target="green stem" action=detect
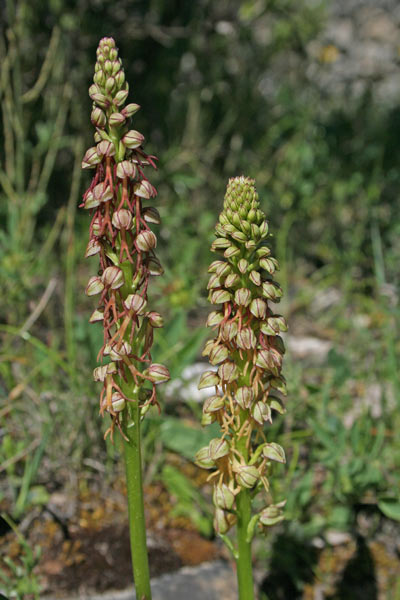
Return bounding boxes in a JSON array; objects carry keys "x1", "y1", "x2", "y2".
[
  {"x1": 122, "y1": 396, "x2": 152, "y2": 600},
  {"x1": 235, "y1": 414, "x2": 255, "y2": 600},
  {"x1": 236, "y1": 488, "x2": 255, "y2": 600}
]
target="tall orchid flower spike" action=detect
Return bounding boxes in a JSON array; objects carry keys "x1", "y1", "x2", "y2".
[
  {"x1": 196, "y1": 177, "x2": 288, "y2": 600},
  {"x1": 82, "y1": 37, "x2": 169, "y2": 600}
]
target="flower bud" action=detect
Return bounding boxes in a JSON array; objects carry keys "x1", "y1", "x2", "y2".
[
  {"x1": 259, "y1": 503, "x2": 285, "y2": 526},
  {"x1": 224, "y1": 245, "x2": 241, "y2": 258},
  {"x1": 83, "y1": 190, "x2": 100, "y2": 209},
  {"x1": 231, "y1": 230, "x2": 247, "y2": 242},
  {"x1": 111, "y1": 392, "x2": 126, "y2": 412},
  {"x1": 235, "y1": 386, "x2": 254, "y2": 409},
  {"x1": 203, "y1": 395, "x2": 225, "y2": 413},
  {"x1": 250, "y1": 298, "x2": 267, "y2": 319},
  {"x1": 113, "y1": 89, "x2": 129, "y2": 106},
  {"x1": 220, "y1": 320, "x2": 238, "y2": 342},
  {"x1": 215, "y1": 262, "x2": 231, "y2": 277},
  {"x1": 122, "y1": 103, "x2": 140, "y2": 118},
  {"x1": 214, "y1": 508, "x2": 236, "y2": 535},
  {"x1": 136, "y1": 230, "x2": 157, "y2": 251},
  {"x1": 211, "y1": 238, "x2": 231, "y2": 251},
  {"x1": 112, "y1": 208, "x2": 133, "y2": 230},
  {"x1": 82, "y1": 147, "x2": 102, "y2": 169},
  {"x1": 85, "y1": 276, "x2": 104, "y2": 296},
  {"x1": 147, "y1": 311, "x2": 164, "y2": 328},
  {"x1": 213, "y1": 483, "x2": 235, "y2": 510},
  {"x1": 218, "y1": 361, "x2": 238, "y2": 383},
  {"x1": 91, "y1": 216, "x2": 102, "y2": 236},
  {"x1": 122, "y1": 130, "x2": 144, "y2": 149},
  {"x1": 224, "y1": 273, "x2": 240, "y2": 288},
  {"x1": 142, "y1": 206, "x2": 161, "y2": 224},
  {"x1": 235, "y1": 464, "x2": 259, "y2": 489},
  {"x1": 105, "y1": 76, "x2": 116, "y2": 93},
  {"x1": 89, "y1": 309, "x2": 104, "y2": 323},
  {"x1": 206, "y1": 311, "x2": 224, "y2": 327},
  {"x1": 109, "y1": 112, "x2": 126, "y2": 127},
  {"x1": 91, "y1": 107, "x2": 106, "y2": 128},
  {"x1": 207, "y1": 274, "x2": 222, "y2": 290},
  {"x1": 105, "y1": 340, "x2": 132, "y2": 360},
  {"x1": 91, "y1": 92, "x2": 109, "y2": 109},
  {"x1": 198, "y1": 370, "x2": 220, "y2": 390},
  {"x1": 252, "y1": 401, "x2": 272, "y2": 425},
  {"x1": 262, "y1": 281, "x2": 283, "y2": 301},
  {"x1": 93, "y1": 365, "x2": 108, "y2": 382},
  {"x1": 202, "y1": 340, "x2": 214, "y2": 357},
  {"x1": 194, "y1": 447, "x2": 215, "y2": 469},
  {"x1": 147, "y1": 257, "x2": 164, "y2": 276},
  {"x1": 262, "y1": 443, "x2": 286, "y2": 464},
  {"x1": 234, "y1": 288, "x2": 252, "y2": 307},
  {"x1": 236, "y1": 327, "x2": 257, "y2": 350},
  {"x1": 209, "y1": 437, "x2": 230, "y2": 460},
  {"x1": 249, "y1": 270, "x2": 261, "y2": 286},
  {"x1": 133, "y1": 180, "x2": 156, "y2": 199},
  {"x1": 92, "y1": 182, "x2": 113, "y2": 204},
  {"x1": 85, "y1": 238, "x2": 102, "y2": 257},
  {"x1": 124, "y1": 293, "x2": 147, "y2": 314},
  {"x1": 209, "y1": 344, "x2": 229, "y2": 366},
  {"x1": 237, "y1": 258, "x2": 249, "y2": 274},
  {"x1": 201, "y1": 412, "x2": 215, "y2": 426},
  {"x1": 101, "y1": 266, "x2": 124, "y2": 289},
  {"x1": 144, "y1": 363, "x2": 170, "y2": 384},
  {"x1": 210, "y1": 289, "x2": 231, "y2": 304},
  {"x1": 97, "y1": 140, "x2": 115, "y2": 158}
]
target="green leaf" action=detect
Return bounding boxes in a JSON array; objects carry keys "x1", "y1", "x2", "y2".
[
  {"x1": 160, "y1": 418, "x2": 220, "y2": 461},
  {"x1": 378, "y1": 498, "x2": 400, "y2": 522}
]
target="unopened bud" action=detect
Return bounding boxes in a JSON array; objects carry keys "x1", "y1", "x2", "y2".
[
  {"x1": 235, "y1": 288, "x2": 252, "y2": 307},
  {"x1": 109, "y1": 112, "x2": 126, "y2": 127},
  {"x1": 136, "y1": 230, "x2": 157, "y2": 251},
  {"x1": 203, "y1": 395, "x2": 225, "y2": 413},
  {"x1": 111, "y1": 392, "x2": 126, "y2": 412},
  {"x1": 249, "y1": 270, "x2": 261, "y2": 286},
  {"x1": 97, "y1": 140, "x2": 115, "y2": 158},
  {"x1": 218, "y1": 361, "x2": 238, "y2": 383},
  {"x1": 114, "y1": 88, "x2": 129, "y2": 106},
  {"x1": 89, "y1": 309, "x2": 104, "y2": 323},
  {"x1": 195, "y1": 446, "x2": 215, "y2": 469},
  {"x1": 213, "y1": 483, "x2": 235, "y2": 510},
  {"x1": 122, "y1": 103, "x2": 140, "y2": 118},
  {"x1": 209, "y1": 344, "x2": 229, "y2": 366},
  {"x1": 224, "y1": 273, "x2": 240, "y2": 288},
  {"x1": 122, "y1": 130, "x2": 144, "y2": 149},
  {"x1": 235, "y1": 386, "x2": 254, "y2": 409},
  {"x1": 116, "y1": 160, "x2": 137, "y2": 180},
  {"x1": 147, "y1": 311, "x2": 164, "y2": 328},
  {"x1": 85, "y1": 276, "x2": 104, "y2": 296},
  {"x1": 235, "y1": 464, "x2": 259, "y2": 489},
  {"x1": 210, "y1": 289, "x2": 231, "y2": 304},
  {"x1": 142, "y1": 206, "x2": 161, "y2": 224},
  {"x1": 133, "y1": 180, "x2": 156, "y2": 199},
  {"x1": 259, "y1": 503, "x2": 285, "y2": 526},
  {"x1": 91, "y1": 107, "x2": 106, "y2": 128},
  {"x1": 206, "y1": 311, "x2": 224, "y2": 327},
  {"x1": 250, "y1": 298, "x2": 267, "y2": 319},
  {"x1": 82, "y1": 147, "x2": 101, "y2": 169},
  {"x1": 237, "y1": 258, "x2": 249, "y2": 274},
  {"x1": 213, "y1": 508, "x2": 235, "y2": 534},
  {"x1": 112, "y1": 208, "x2": 133, "y2": 230},
  {"x1": 236, "y1": 327, "x2": 257, "y2": 350},
  {"x1": 209, "y1": 438, "x2": 230, "y2": 460},
  {"x1": 252, "y1": 401, "x2": 271, "y2": 425},
  {"x1": 124, "y1": 293, "x2": 147, "y2": 314},
  {"x1": 105, "y1": 340, "x2": 132, "y2": 361},
  {"x1": 144, "y1": 363, "x2": 170, "y2": 384},
  {"x1": 92, "y1": 182, "x2": 113, "y2": 204},
  {"x1": 101, "y1": 266, "x2": 124, "y2": 289},
  {"x1": 198, "y1": 370, "x2": 220, "y2": 390},
  {"x1": 220, "y1": 320, "x2": 238, "y2": 342},
  {"x1": 263, "y1": 443, "x2": 286, "y2": 463}
]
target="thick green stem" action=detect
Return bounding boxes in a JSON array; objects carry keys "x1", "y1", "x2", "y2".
[
  {"x1": 236, "y1": 488, "x2": 255, "y2": 600},
  {"x1": 236, "y1": 427, "x2": 255, "y2": 600},
  {"x1": 122, "y1": 397, "x2": 152, "y2": 600}
]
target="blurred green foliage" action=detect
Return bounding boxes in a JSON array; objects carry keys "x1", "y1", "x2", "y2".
[{"x1": 0, "y1": 0, "x2": 399, "y2": 595}]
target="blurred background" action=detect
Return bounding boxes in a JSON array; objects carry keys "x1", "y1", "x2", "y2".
[{"x1": 0, "y1": 0, "x2": 399, "y2": 598}]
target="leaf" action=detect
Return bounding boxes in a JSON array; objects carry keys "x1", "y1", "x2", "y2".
[
  {"x1": 378, "y1": 498, "x2": 400, "y2": 522},
  {"x1": 160, "y1": 418, "x2": 220, "y2": 461}
]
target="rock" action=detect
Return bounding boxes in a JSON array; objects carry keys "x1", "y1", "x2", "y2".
[
  {"x1": 287, "y1": 336, "x2": 332, "y2": 363},
  {"x1": 43, "y1": 560, "x2": 237, "y2": 600}
]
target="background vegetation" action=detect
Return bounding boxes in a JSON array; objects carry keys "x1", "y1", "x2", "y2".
[{"x1": 1, "y1": 0, "x2": 399, "y2": 598}]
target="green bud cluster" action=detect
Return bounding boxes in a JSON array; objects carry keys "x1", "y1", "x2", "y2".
[
  {"x1": 82, "y1": 37, "x2": 169, "y2": 440},
  {"x1": 196, "y1": 176, "x2": 287, "y2": 535}
]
